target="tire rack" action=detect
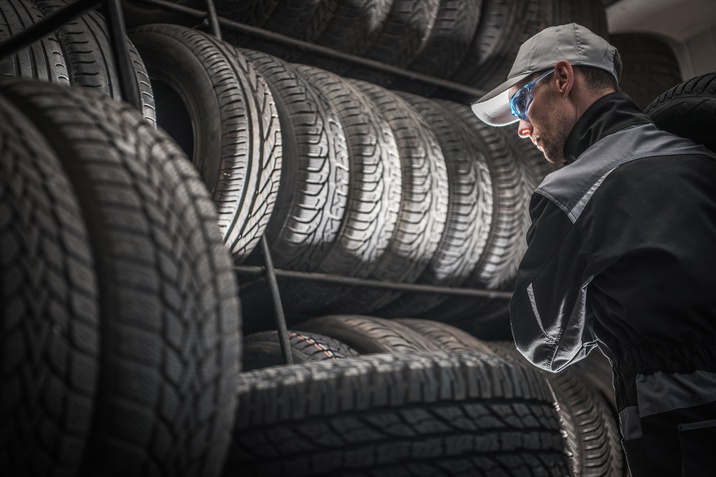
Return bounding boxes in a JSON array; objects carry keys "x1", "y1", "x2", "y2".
[{"x1": 0, "y1": 0, "x2": 515, "y2": 367}]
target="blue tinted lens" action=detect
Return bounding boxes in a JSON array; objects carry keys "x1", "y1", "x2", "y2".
[
  {"x1": 510, "y1": 70, "x2": 553, "y2": 120},
  {"x1": 510, "y1": 89, "x2": 531, "y2": 120}
]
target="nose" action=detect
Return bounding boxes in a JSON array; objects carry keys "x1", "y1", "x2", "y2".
[{"x1": 517, "y1": 119, "x2": 533, "y2": 138}]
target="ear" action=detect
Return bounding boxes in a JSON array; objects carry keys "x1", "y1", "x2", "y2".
[{"x1": 553, "y1": 60, "x2": 574, "y2": 97}]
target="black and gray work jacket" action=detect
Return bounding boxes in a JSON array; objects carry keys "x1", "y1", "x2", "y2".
[{"x1": 509, "y1": 92, "x2": 716, "y2": 420}]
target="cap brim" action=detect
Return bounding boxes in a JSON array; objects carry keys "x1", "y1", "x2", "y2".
[{"x1": 471, "y1": 72, "x2": 531, "y2": 127}]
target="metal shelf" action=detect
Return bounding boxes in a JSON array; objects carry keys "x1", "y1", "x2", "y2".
[{"x1": 0, "y1": 0, "x2": 511, "y2": 367}]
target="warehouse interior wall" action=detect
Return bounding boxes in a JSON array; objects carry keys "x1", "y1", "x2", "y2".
[{"x1": 606, "y1": 0, "x2": 716, "y2": 80}]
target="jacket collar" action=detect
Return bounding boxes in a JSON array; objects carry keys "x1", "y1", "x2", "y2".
[{"x1": 563, "y1": 92, "x2": 653, "y2": 164}]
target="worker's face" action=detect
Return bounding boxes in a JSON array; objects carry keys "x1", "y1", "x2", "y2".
[{"x1": 509, "y1": 72, "x2": 570, "y2": 165}]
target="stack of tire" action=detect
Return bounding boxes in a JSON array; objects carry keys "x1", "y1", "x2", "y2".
[
  {"x1": 121, "y1": 21, "x2": 543, "y2": 341},
  {"x1": 122, "y1": 0, "x2": 610, "y2": 102},
  {"x1": 1, "y1": 2, "x2": 241, "y2": 477}
]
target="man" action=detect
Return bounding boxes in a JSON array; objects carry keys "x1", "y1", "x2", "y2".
[{"x1": 471, "y1": 23, "x2": 716, "y2": 476}]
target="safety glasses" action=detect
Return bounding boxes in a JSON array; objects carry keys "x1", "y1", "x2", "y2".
[{"x1": 510, "y1": 70, "x2": 554, "y2": 120}]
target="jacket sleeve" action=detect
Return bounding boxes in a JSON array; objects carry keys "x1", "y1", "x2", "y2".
[{"x1": 509, "y1": 192, "x2": 599, "y2": 373}]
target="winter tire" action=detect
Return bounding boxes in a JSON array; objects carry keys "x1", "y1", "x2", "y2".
[
  {"x1": 224, "y1": 352, "x2": 571, "y2": 476},
  {"x1": 644, "y1": 71, "x2": 716, "y2": 154},
  {"x1": 2, "y1": 79, "x2": 241, "y2": 477},
  {"x1": 0, "y1": 90, "x2": 98, "y2": 477},
  {"x1": 487, "y1": 342, "x2": 624, "y2": 477}
]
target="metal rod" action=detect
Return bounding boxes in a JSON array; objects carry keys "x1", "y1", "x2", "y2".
[
  {"x1": 258, "y1": 236, "x2": 293, "y2": 365},
  {"x1": 129, "y1": 0, "x2": 487, "y2": 98},
  {"x1": 102, "y1": 0, "x2": 142, "y2": 110},
  {"x1": 204, "y1": 0, "x2": 222, "y2": 40},
  {"x1": 234, "y1": 265, "x2": 514, "y2": 300},
  {"x1": 0, "y1": 0, "x2": 98, "y2": 60}
]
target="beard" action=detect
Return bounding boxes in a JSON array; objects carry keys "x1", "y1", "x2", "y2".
[{"x1": 533, "y1": 101, "x2": 570, "y2": 166}]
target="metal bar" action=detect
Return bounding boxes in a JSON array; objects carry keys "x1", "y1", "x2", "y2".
[
  {"x1": 129, "y1": 0, "x2": 487, "y2": 98},
  {"x1": 235, "y1": 265, "x2": 514, "y2": 300},
  {"x1": 101, "y1": 0, "x2": 142, "y2": 110},
  {"x1": 258, "y1": 236, "x2": 294, "y2": 365},
  {"x1": 204, "y1": 0, "x2": 222, "y2": 40},
  {"x1": 0, "y1": 0, "x2": 98, "y2": 60}
]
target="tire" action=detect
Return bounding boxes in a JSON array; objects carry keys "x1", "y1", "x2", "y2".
[
  {"x1": 296, "y1": 315, "x2": 442, "y2": 354},
  {"x1": 120, "y1": 0, "x2": 203, "y2": 28},
  {"x1": 395, "y1": 318, "x2": 495, "y2": 354},
  {"x1": 224, "y1": 0, "x2": 339, "y2": 62},
  {"x1": 33, "y1": 0, "x2": 157, "y2": 125},
  {"x1": 425, "y1": 100, "x2": 529, "y2": 321},
  {"x1": 279, "y1": 65, "x2": 401, "y2": 314},
  {"x1": 293, "y1": 0, "x2": 394, "y2": 75},
  {"x1": 323, "y1": 79, "x2": 448, "y2": 314},
  {"x1": 0, "y1": 92, "x2": 98, "y2": 477},
  {"x1": 242, "y1": 330, "x2": 359, "y2": 371},
  {"x1": 376, "y1": 92, "x2": 492, "y2": 317},
  {"x1": 342, "y1": 0, "x2": 442, "y2": 85},
  {"x1": 0, "y1": 0, "x2": 69, "y2": 83},
  {"x1": 447, "y1": 0, "x2": 538, "y2": 99},
  {"x1": 644, "y1": 71, "x2": 716, "y2": 154},
  {"x1": 2, "y1": 79, "x2": 241, "y2": 477},
  {"x1": 487, "y1": 342, "x2": 624, "y2": 477},
  {"x1": 129, "y1": 24, "x2": 282, "y2": 262},
  {"x1": 389, "y1": 0, "x2": 483, "y2": 95},
  {"x1": 224, "y1": 352, "x2": 571, "y2": 476},
  {"x1": 239, "y1": 49, "x2": 349, "y2": 272},
  {"x1": 610, "y1": 33, "x2": 683, "y2": 110},
  {"x1": 216, "y1": 0, "x2": 281, "y2": 28}
]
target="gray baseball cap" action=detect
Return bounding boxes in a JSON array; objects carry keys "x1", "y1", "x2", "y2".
[{"x1": 471, "y1": 23, "x2": 618, "y2": 127}]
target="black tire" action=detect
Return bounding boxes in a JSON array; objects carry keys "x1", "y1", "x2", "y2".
[
  {"x1": 324, "y1": 79, "x2": 448, "y2": 313},
  {"x1": 293, "y1": 0, "x2": 394, "y2": 75},
  {"x1": 487, "y1": 342, "x2": 624, "y2": 477},
  {"x1": 447, "y1": 0, "x2": 538, "y2": 99},
  {"x1": 239, "y1": 49, "x2": 349, "y2": 271},
  {"x1": 390, "y1": 0, "x2": 483, "y2": 95},
  {"x1": 225, "y1": 352, "x2": 571, "y2": 476},
  {"x1": 279, "y1": 65, "x2": 401, "y2": 314},
  {"x1": 644, "y1": 71, "x2": 716, "y2": 153},
  {"x1": 120, "y1": 0, "x2": 203, "y2": 28},
  {"x1": 395, "y1": 318, "x2": 495, "y2": 354},
  {"x1": 2, "y1": 79, "x2": 241, "y2": 477},
  {"x1": 342, "y1": 0, "x2": 442, "y2": 85},
  {"x1": 224, "y1": 0, "x2": 339, "y2": 62},
  {"x1": 129, "y1": 24, "x2": 282, "y2": 262},
  {"x1": 426, "y1": 100, "x2": 529, "y2": 319},
  {"x1": 0, "y1": 92, "x2": 98, "y2": 477},
  {"x1": 376, "y1": 92, "x2": 492, "y2": 317},
  {"x1": 0, "y1": 0, "x2": 69, "y2": 83},
  {"x1": 610, "y1": 33, "x2": 683, "y2": 110},
  {"x1": 216, "y1": 0, "x2": 281, "y2": 28},
  {"x1": 556, "y1": 0, "x2": 609, "y2": 40},
  {"x1": 297, "y1": 315, "x2": 442, "y2": 354},
  {"x1": 34, "y1": 0, "x2": 156, "y2": 125},
  {"x1": 242, "y1": 330, "x2": 359, "y2": 371}
]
